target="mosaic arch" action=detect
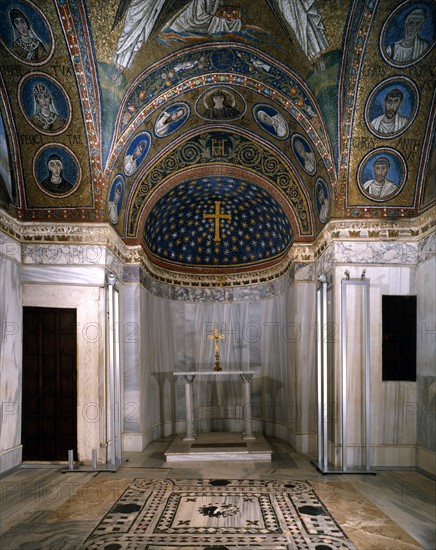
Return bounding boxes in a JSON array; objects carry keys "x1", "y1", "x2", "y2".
[
  {"x1": 105, "y1": 42, "x2": 336, "y2": 180},
  {"x1": 124, "y1": 128, "x2": 315, "y2": 244}
]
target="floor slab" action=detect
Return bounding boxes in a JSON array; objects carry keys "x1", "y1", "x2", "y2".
[{"x1": 164, "y1": 431, "x2": 272, "y2": 461}]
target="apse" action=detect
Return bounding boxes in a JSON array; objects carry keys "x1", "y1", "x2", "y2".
[{"x1": 142, "y1": 175, "x2": 293, "y2": 273}]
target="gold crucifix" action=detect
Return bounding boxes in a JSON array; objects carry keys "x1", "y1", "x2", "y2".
[
  {"x1": 203, "y1": 201, "x2": 231, "y2": 242},
  {"x1": 208, "y1": 327, "x2": 224, "y2": 371}
]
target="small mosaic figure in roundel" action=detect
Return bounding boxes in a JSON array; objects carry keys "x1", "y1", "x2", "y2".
[
  {"x1": 155, "y1": 103, "x2": 189, "y2": 137},
  {"x1": 254, "y1": 104, "x2": 289, "y2": 140},
  {"x1": 124, "y1": 141, "x2": 146, "y2": 175},
  {"x1": 40, "y1": 154, "x2": 74, "y2": 194},
  {"x1": 315, "y1": 179, "x2": 329, "y2": 223},
  {"x1": 124, "y1": 133, "x2": 151, "y2": 176},
  {"x1": 108, "y1": 178, "x2": 124, "y2": 225},
  {"x1": 370, "y1": 88, "x2": 409, "y2": 136},
  {"x1": 362, "y1": 156, "x2": 397, "y2": 199},
  {"x1": 199, "y1": 88, "x2": 242, "y2": 121},
  {"x1": 292, "y1": 135, "x2": 316, "y2": 175},
  {"x1": 9, "y1": 7, "x2": 48, "y2": 63},
  {"x1": 386, "y1": 8, "x2": 431, "y2": 64},
  {"x1": 31, "y1": 84, "x2": 66, "y2": 132}
]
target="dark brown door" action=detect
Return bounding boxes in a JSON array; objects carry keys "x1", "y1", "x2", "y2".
[
  {"x1": 382, "y1": 295, "x2": 417, "y2": 381},
  {"x1": 22, "y1": 307, "x2": 77, "y2": 461}
]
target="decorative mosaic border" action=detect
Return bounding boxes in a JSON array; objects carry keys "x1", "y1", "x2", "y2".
[
  {"x1": 81, "y1": 478, "x2": 357, "y2": 550},
  {"x1": 1, "y1": 207, "x2": 434, "y2": 290}
]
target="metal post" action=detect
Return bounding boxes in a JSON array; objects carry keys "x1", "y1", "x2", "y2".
[
  {"x1": 321, "y1": 279, "x2": 328, "y2": 470},
  {"x1": 114, "y1": 288, "x2": 122, "y2": 467},
  {"x1": 364, "y1": 281, "x2": 371, "y2": 471},
  {"x1": 107, "y1": 275, "x2": 116, "y2": 469},
  {"x1": 313, "y1": 276, "x2": 374, "y2": 475},
  {"x1": 68, "y1": 449, "x2": 74, "y2": 470},
  {"x1": 92, "y1": 448, "x2": 97, "y2": 470},
  {"x1": 316, "y1": 285, "x2": 322, "y2": 466}
]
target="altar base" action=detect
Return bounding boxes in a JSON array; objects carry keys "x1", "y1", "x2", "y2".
[{"x1": 165, "y1": 432, "x2": 272, "y2": 462}]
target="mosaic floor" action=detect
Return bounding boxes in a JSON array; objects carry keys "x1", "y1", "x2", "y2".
[
  {"x1": 0, "y1": 437, "x2": 434, "y2": 549},
  {"x1": 81, "y1": 478, "x2": 356, "y2": 549}
]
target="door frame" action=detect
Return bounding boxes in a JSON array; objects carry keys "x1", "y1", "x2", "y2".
[{"x1": 22, "y1": 284, "x2": 106, "y2": 463}]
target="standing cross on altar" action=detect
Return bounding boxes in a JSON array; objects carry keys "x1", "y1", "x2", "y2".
[{"x1": 209, "y1": 327, "x2": 224, "y2": 371}]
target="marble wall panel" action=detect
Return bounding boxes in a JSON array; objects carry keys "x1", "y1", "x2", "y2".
[
  {"x1": 22, "y1": 244, "x2": 107, "y2": 266},
  {"x1": 21, "y1": 265, "x2": 105, "y2": 285},
  {"x1": 140, "y1": 288, "x2": 304, "y2": 446},
  {"x1": 0, "y1": 231, "x2": 20, "y2": 262},
  {"x1": 287, "y1": 280, "x2": 317, "y2": 452},
  {"x1": 416, "y1": 255, "x2": 436, "y2": 378},
  {"x1": 418, "y1": 231, "x2": 435, "y2": 264},
  {"x1": 416, "y1": 249, "x2": 435, "y2": 475},
  {"x1": 0, "y1": 241, "x2": 23, "y2": 473},
  {"x1": 334, "y1": 241, "x2": 418, "y2": 265},
  {"x1": 328, "y1": 264, "x2": 418, "y2": 468},
  {"x1": 144, "y1": 273, "x2": 289, "y2": 302},
  {"x1": 122, "y1": 283, "x2": 142, "y2": 438}
]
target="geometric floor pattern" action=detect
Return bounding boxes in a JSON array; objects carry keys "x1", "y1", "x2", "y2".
[{"x1": 81, "y1": 478, "x2": 358, "y2": 549}]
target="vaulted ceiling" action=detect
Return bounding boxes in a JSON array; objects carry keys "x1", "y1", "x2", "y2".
[{"x1": 0, "y1": 0, "x2": 434, "y2": 279}]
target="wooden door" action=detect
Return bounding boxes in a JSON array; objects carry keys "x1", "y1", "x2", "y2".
[{"x1": 22, "y1": 307, "x2": 77, "y2": 461}]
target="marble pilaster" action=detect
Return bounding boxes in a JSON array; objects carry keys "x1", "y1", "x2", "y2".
[{"x1": 0, "y1": 233, "x2": 23, "y2": 473}]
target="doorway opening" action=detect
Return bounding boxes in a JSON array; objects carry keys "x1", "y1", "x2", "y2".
[{"x1": 22, "y1": 307, "x2": 77, "y2": 461}]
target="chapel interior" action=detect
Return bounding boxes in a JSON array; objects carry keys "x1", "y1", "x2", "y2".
[{"x1": 0, "y1": 0, "x2": 435, "y2": 548}]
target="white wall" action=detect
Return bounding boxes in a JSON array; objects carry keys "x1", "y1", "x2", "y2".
[
  {"x1": 0, "y1": 233, "x2": 22, "y2": 473},
  {"x1": 315, "y1": 235, "x2": 434, "y2": 470},
  {"x1": 416, "y1": 232, "x2": 436, "y2": 476},
  {"x1": 133, "y1": 272, "x2": 317, "y2": 454}
]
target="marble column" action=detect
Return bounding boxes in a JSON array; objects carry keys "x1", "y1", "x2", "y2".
[
  {"x1": 241, "y1": 374, "x2": 255, "y2": 440},
  {"x1": 181, "y1": 375, "x2": 196, "y2": 441}
]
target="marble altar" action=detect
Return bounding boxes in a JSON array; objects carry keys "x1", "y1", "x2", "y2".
[{"x1": 174, "y1": 371, "x2": 257, "y2": 442}]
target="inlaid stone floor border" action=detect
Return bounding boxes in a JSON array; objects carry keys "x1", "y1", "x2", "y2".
[{"x1": 80, "y1": 478, "x2": 357, "y2": 549}]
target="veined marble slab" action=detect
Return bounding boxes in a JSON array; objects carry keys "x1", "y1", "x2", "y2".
[{"x1": 165, "y1": 432, "x2": 272, "y2": 462}]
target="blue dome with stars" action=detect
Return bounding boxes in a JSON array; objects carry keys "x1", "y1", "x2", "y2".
[{"x1": 143, "y1": 176, "x2": 293, "y2": 272}]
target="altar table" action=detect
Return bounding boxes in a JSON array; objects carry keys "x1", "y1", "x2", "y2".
[{"x1": 174, "y1": 371, "x2": 257, "y2": 441}]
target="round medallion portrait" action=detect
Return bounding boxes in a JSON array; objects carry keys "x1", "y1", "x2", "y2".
[
  {"x1": 33, "y1": 144, "x2": 81, "y2": 198},
  {"x1": 253, "y1": 104, "x2": 289, "y2": 140},
  {"x1": 365, "y1": 77, "x2": 419, "y2": 139},
  {"x1": 380, "y1": 1, "x2": 435, "y2": 67},
  {"x1": 291, "y1": 134, "x2": 317, "y2": 175},
  {"x1": 154, "y1": 102, "x2": 190, "y2": 138},
  {"x1": 315, "y1": 178, "x2": 329, "y2": 223},
  {"x1": 197, "y1": 87, "x2": 245, "y2": 121},
  {"x1": 357, "y1": 148, "x2": 407, "y2": 202},
  {"x1": 124, "y1": 132, "x2": 151, "y2": 176},
  {"x1": 0, "y1": 1, "x2": 54, "y2": 66},
  {"x1": 107, "y1": 175, "x2": 125, "y2": 225},
  {"x1": 18, "y1": 73, "x2": 71, "y2": 135}
]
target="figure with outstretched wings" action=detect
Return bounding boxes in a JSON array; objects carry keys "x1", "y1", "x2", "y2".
[
  {"x1": 266, "y1": 0, "x2": 329, "y2": 70},
  {"x1": 112, "y1": 0, "x2": 168, "y2": 70},
  {"x1": 111, "y1": 0, "x2": 329, "y2": 77}
]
